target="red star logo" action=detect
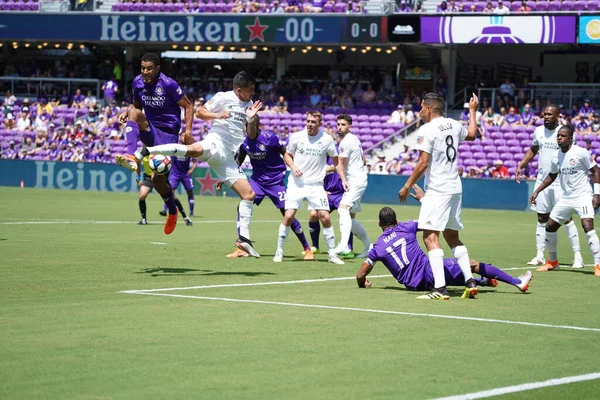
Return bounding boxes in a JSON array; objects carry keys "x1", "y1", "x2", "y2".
[
  {"x1": 246, "y1": 17, "x2": 268, "y2": 42},
  {"x1": 195, "y1": 170, "x2": 220, "y2": 195}
]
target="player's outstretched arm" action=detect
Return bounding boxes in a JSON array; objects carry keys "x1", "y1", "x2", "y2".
[
  {"x1": 356, "y1": 261, "x2": 373, "y2": 288},
  {"x1": 399, "y1": 151, "x2": 430, "y2": 202},
  {"x1": 516, "y1": 145, "x2": 539, "y2": 183},
  {"x1": 465, "y1": 93, "x2": 479, "y2": 141},
  {"x1": 177, "y1": 95, "x2": 195, "y2": 145},
  {"x1": 530, "y1": 173, "x2": 557, "y2": 205},
  {"x1": 245, "y1": 100, "x2": 263, "y2": 140},
  {"x1": 196, "y1": 106, "x2": 229, "y2": 122}
]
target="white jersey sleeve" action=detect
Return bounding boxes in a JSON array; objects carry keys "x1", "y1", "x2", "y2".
[
  {"x1": 205, "y1": 91, "x2": 252, "y2": 150},
  {"x1": 458, "y1": 124, "x2": 468, "y2": 143},
  {"x1": 287, "y1": 131, "x2": 298, "y2": 156},
  {"x1": 204, "y1": 92, "x2": 225, "y2": 113}
]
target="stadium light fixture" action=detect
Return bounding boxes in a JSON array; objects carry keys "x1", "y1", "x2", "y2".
[
  {"x1": 0, "y1": 43, "x2": 3, "y2": 47},
  {"x1": 262, "y1": 47, "x2": 268, "y2": 51},
  {"x1": 306, "y1": 45, "x2": 312, "y2": 50},
  {"x1": 37, "y1": 45, "x2": 42, "y2": 49},
  {"x1": 386, "y1": 49, "x2": 392, "y2": 54},
  {"x1": 55, "y1": 44, "x2": 60, "y2": 48},
  {"x1": 43, "y1": 42, "x2": 48, "y2": 46},
  {"x1": 361, "y1": 49, "x2": 367, "y2": 53},
  {"x1": 301, "y1": 49, "x2": 308, "y2": 53},
  {"x1": 217, "y1": 47, "x2": 223, "y2": 52},
  {"x1": 290, "y1": 47, "x2": 295, "y2": 52},
  {"x1": 317, "y1": 47, "x2": 323, "y2": 52},
  {"x1": 79, "y1": 44, "x2": 85, "y2": 49},
  {"x1": 365, "y1": 46, "x2": 371, "y2": 51},
  {"x1": 391, "y1": 46, "x2": 397, "y2": 50},
  {"x1": 206, "y1": 46, "x2": 212, "y2": 50},
  {"x1": 240, "y1": 48, "x2": 247, "y2": 52},
  {"x1": 183, "y1": 45, "x2": 189, "y2": 50},
  {"x1": 230, "y1": 46, "x2": 235, "y2": 51},
  {"x1": 350, "y1": 47, "x2": 356, "y2": 52},
  {"x1": 172, "y1": 44, "x2": 178, "y2": 49},
  {"x1": 252, "y1": 45, "x2": 257, "y2": 50},
  {"x1": 341, "y1": 46, "x2": 347, "y2": 50},
  {"x1": 375, "y1": 48, "x2": 382, "y2": 53},
  {"x1": 326, "y1": 49, "x2": 333, "y2": 53},
  {"x1": 24, "y1": 43, "x2": 30, "y2": 48},
  {"x1": 195, "y1": 45, "x2": 201, "y2": 51}
]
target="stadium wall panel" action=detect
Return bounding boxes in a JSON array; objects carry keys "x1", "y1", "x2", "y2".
[{"x1": 0, "y1": 160, "x2": 533, "y2": 211}]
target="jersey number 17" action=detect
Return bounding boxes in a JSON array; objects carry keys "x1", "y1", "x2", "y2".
[{"x1": 385, "y1": 238, "x2": 410, "y2": 269}]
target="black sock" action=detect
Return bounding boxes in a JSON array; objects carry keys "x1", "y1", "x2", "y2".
[
  {"x1": 139, "y1": 200, "x2": 147, "y2": 219},
  {"x1": 174, "y1": 198, "x2": 187, "y2": 218}
]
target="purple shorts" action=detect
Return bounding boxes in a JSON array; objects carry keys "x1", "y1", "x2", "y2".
[
  {"x1": 420, "y1": 258, "x2": 466, "y2": 290},
  {"x1": 139, "y1": 121, "x2": 179, "y2": 147},
  {"x1": 328, "y1": 192, "x2": 343, "y2": 212},
  {"x1": 250, "y1": 180, "x2": 286, "y2": 209},
  {"x1": 169, "y1": 174, "x2": 194, "y2": 191}
]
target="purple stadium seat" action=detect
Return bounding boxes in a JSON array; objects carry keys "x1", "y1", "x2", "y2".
[
  {"x1": 141, "y1": 3, "x2": 151, "y2": 11},
  {"x1": 509, "y1": 146, "x2": 522, "y2": 153},
  {"x1": 588, "y1": 1, "x2": 599, "y2": 11},
  {"x1": 463, "y1": 158, "x2": 477, "y2": 167},
  {"x1": 486, "y1": 125, "x2": 499, "y2": 133},
  {"x1": 503, "y1": 132, "x2": 516, "y2": 140},
  {"x1": 573, "y1": 1, "x2": 586, "y2": 10},
  {"x1": 534, "y1": 1, "x2": 548, "y2": 10},
  {"x1": 506, "y1": 139, "x2": 520, "y2": 147},
  {"x1": 361, "y1": 141, "x2": 374, "y2": 149},
  {"x1": 333, "y1": 2, "x2": 346, "y2": 12},
  {"x1": 500, "y1": 125, "x2": 513, "y2": 133},
  {"x1": 470, "y1": 144, "x2": 483, "y2": 152},
  {"x1": 473, "y1": 152, "x2": 486, "y2": 159},
  {"x1": 513, "y1": 153, "x2": 524, "y2": 161},
  {"x1": 561, "y1": 0, "x2": 574, "y2": 10},
  {"x1": 497, "y1": 145, "x2": 510, "y2": 153},
  {"x1": 489, "y1": 131, "x2": 503, "y2": 140},
  {"x1": 476, "y1": 159, "x2": 488, "y2": 167},
  {"x1": 473, "y1": 1, "x2": 485, "y2": 10},
  {"x1": 322, "y1": 3, "x2": 333, "y2": 11},
  {"x1": 493, "y1": 139, "x2": 507, "y2": 146},
  {"x1": 509, "y1": 2, "x2": 520, "y2": 11},
  {"x1": 487, "y1": 152, "x2": 500, "y2": 160},
  {"x1": 483, "y1": 145, "x2": 496, "y2": 152},
  {"x1": 520, "y1": 139, "x2": 531, "y2": 147},
  {"x1": 504, "y1": 160, "x2": 517, "y2": 168},
  {"x1": 500, "y1": 152, "x2": 513, "y2": 161}
]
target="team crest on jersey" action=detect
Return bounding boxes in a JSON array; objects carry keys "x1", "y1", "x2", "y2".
[
  {"x1": 417, "y1": 136, "x2": 424, "y2": 144},
  {"x1": 259, "y1": 144, "x2": 266, "y2": 151},
  {"x1": 569, "y1": 158, "x2": 576, "y2": 166},
  {"x1": 156, "y1": 87, "x2": 163, "y2": 95}
]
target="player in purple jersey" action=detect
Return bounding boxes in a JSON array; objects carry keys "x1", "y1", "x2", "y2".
[
  {"x1": 159, "y1": 154, "x2": 197, "y2": 224},
  {"x1": 114, "y1": 53, "x2": 194, "y2": 235},
  {"x1": 137, "y1": 172, "x2": 193, "y2": 226},
  {"x1": 223, "y1": 126, "x2": 312, "y2": 259},
  {"x1": 356, "y1": 203, "x2": 532, "y2": 295}
]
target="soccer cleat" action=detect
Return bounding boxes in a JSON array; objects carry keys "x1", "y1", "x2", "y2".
[
  {"x1": 335, "y1": 246, "x2": 355, "y2": 259},
  {"x1": 303, "y1": 249, "x2": 314, "y2": 261},
  {"x1": 417, "y1": 288, "x2": 450, "y2": 300},
  {"x1": 236, "y1": 236, "x2": 260, "y2": 258},
  {"x1": 516, "y1": 270, "x2": 533, "y2": 293},
  {"x1": 226, "y1": 248, "x2": 249, "y2": 258},
  {"x1": 115, "y1": 154, "x2": 139, "y2": 172},
  {"x1": 164, "y1": 213, "x2": 177, "y2": 235},
  {"x1": 355, "y1": 244, "x2": 373, "y2": 259},
  {"x1": 478, "y1": 278, "x2": 498, "y2": 287},
  {"x1": 159, "y1": 210, "x2": 167, "y2": 217},
  {"x1": 328, "y1": 255, "x2": 345, "y2": 265},
  {"x1": 527, "y1": 256, "x2": 546, "y2": 266},
  {"x1": 461, "y1": 279, "x2": 478, "y2": 299},
  {"x1": 137, "y1": 218, "x2": 147, "y2": 225},
  {"x1": 273, "y1": 252, "x2": 284, "y2": 263},
  {"x1": 184, "y1": 217, "x2": 193, "y2": 226},
  {"x1": 536, "y1": 260, "x2": 559, "y2": 272},
  {"x1": 572, "y1": 256, "x2": 584, "y2": 269},
  {"x1": 302, "y1": 246, "x2": 320, "y2": 256},
  {"x1": 595, "y1": 265, "x2": 600, "y2": 277}
]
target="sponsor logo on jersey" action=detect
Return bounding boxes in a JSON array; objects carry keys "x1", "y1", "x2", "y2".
[
  {"x1": 156, "y1": 86, "x2": 163, "y2": 95},
  {"x1": 417, "y1": 136, "x2": 424, "y2": 144},
  {"x1": 259, "y1": 144, "x2": 266, "y2": 151}
]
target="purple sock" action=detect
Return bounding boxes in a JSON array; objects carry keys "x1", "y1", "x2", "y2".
[
  {"x1": 478, "y1": 262, "x2": 520, "y2": 285},
  {"x1": 161, "y1": 188, "x2": 177, "y2": 215},
  {"x1": 308, "y1": 221, "x2": 320, "y2": 249},
  {"x1": 348, "y1": 233, "x2": 354, "y2": 251},
  {"x1": 125, "y1": 121, "x2": 140, "y2": 154},
  {"x1": 291, "y1": 218, "x2": 310, "y2": 250}
]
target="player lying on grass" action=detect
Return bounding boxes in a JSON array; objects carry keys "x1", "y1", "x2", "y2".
[{"x1": 356, "y1": 191, "x2": 532, "y2": 296}]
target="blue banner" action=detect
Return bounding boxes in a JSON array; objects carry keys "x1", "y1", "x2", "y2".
[
  {"x1": 579, "y1": 16, "x2": 600, "y2": 44},
  {"x1": 0, "y1": 160, "x2": 532, "y2": 211},
  {"x1": 0, "y1": 13, "x2": 386, "y2": 44}
]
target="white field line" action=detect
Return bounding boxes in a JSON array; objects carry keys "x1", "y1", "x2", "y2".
[
  {"x1": 123, "y1": 291, "x2": 600, "y2": 333},
  {"x1": 150, "y1": 242, "x2": 167, "y2": 245},
  {"x1": 430, "y1": 372, "x2": 600, "y2": 400}
]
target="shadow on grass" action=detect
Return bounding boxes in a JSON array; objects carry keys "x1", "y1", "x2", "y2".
[
  {"x1": 138, "y1": 268, "x2": 276, "y2": 277},
  {"x1": 560, "y1": 269, "x2": 597, "y2": 276}
]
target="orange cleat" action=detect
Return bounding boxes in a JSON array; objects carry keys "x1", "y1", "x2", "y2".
[
  {"x1": 303, "y1": 249, "x2": 314, "y2": 261},
  {"x1": 536, "y1": 260, "x2": 559, "y2": 272},
  {"x1": 595, "y1": 265, "x2": 600, "y2": 277},
  {"x1": 226, "y1": 248, "x2": 249, "y2": 258},
  {"x1": 164, "y1": 213, "x2": 177, "y2": 235}
]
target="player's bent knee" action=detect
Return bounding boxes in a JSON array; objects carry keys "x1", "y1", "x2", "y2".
[
  {"x1": 537, "y1": 213, "x2": 550, "y2": 223},
  {"x1": 582, "y1": 219, "x2": 595, "y2": 232}
]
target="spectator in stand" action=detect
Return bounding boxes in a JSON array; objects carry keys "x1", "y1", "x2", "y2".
[
  {"x1": 591, "y1": 113, "x2": 600, "y2": 134},
  {"x1": 361, "y1": 84, "x2": 377, "y2": 104},
  {"x1": 388, "y1": 104, "x2": 405, "y2": 124},
  {"x1": 504, "y1": 106, "x2": 521, "y2": 126},
  {"x1": 271, "y1": 0, "x2": 285, "y2": 13},
  {"x1": 3, "y1": 141, "x2": 18, "y2": 160},
  {"x1": 16, "y1": 108, "x2": 32, "y2": 131},
  {"x1": 492, "y1": 160, "x2": 509, "y2": 179},
  {"x1": 46, "y1": 142, "x2": 61, "y2": 161},
  {"x1": 437, "y1": 1, "x2": 448, "y2": 11},
  {"x1": 575, "y1": 118, "x2": 590, "y2": 134},
  {"x1": 398, "y1": 1, "x2": 412, "y2": 12},
  {"x1": 497, "y1": 107, "x2": 507, "y2": 126},
  {"x1": 3, "y1": 90, "x2": 17, "y2": 117},
  {"x1": 499, "y1": 78, "x2": 516, "y2": 102},
  {"x1": 483, "y1": 2, "x2": 493, "y2": 12},
  {"x1": 517, "y1": 1, "x2": 532, "y2": 13},
  {"x1": 72, "y1": 89, "x2": 85, "y2": 109},
  {"x1": 580, "y1": 99, "x2": 595, "y2": 119},
  {"x1": 37, "y1": 98, "x2": 53, "y2": 118},
  {"x1": 457, "y1": 3, "x2": 465, "y2": 12},
  {"x1": 448, "y1": 0, "x2": 458, "y2": 11},
  {"x1": 34, "y1": 110, "x2": 51, "y2": 131},
  {"x1": 19, "y1": 137, "x2": 36, "y2": 160},
  {"x1": 49, "y1": 89, "x2": 61, "y2": 107},
  {"x1": 4, "y1": 113, "x2": 15, "y2": 131},
  {"x1": 372, "y1": 151, "x2": 388, "y2": 173},
  {"x1": 468, "y1": 166, "x2": 482, "y2": 178},
  {"x1": 273, "y1": 95, "x2": 289, "y2": 114},
  {"x1": 532, "y1": 98, "x2": 542, "y2": 116},
  {"x1": 414, "y1": 1, "x2": 425, "y2": 12},
  {"x1": 84, "y1": 90, "x2": 97, "y2": 108},
  {"x1": 569, "y1": 104, "x2": 580, "y2": 118},
  {"x1": 493, "y1": 0, "x2": 510, "y2": 14},
  {"x1": 285, "y1": 0, "x2": 300, "y2": 12},
  {"x1": 309, "y1": 88, "x2": 322, "y2": 108},
  {"x1": 59, "y1": 89, "x2": 71, "y2": 107},
  {"x1": 102, "y1": 76, "x2": 119, "y2": 105},
  {"x1": 521, "y1": 103, "x2": 536, "y2": 126},
  {"x1": 34, "y1": 129, "x2": 48, "y2": 150}
]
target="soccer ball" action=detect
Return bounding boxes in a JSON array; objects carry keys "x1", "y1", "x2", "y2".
[{"x1": 148, "y1": 154, "x2": 172, "y2": 175}]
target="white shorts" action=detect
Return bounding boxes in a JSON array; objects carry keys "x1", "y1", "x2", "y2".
[
  {"x1": 418, "y1": 193, "x2": 464, "y2": 232},
  {"x1": 285, "y1": 182, "x2": 329, "y2": 211},
  {"x1": 531, "y1": 182, "x2": 562, "y2": 214},
  {"x1": 198, "y1": 137, "x2": 246, "y2": 186},
  {"x1": 550, "y1": 197, "x2": 595, "y2": 225},
  {"x1": 340, "y1": 180, "x2": 367, "y2": 213}
]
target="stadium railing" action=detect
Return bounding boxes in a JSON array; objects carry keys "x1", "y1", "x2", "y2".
[{"x1": 0, "y1": 77, "x2": 102, "y2": 100}]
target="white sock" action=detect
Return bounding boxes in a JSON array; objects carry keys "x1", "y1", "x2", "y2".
[
  {"x1": 565, "y1": 220, "x2": 582, "y2": 256},
  {"x1": 277, "y1": 223, "x2": 290, "y2": 254},
  {"x1": 351, "y1": 218, "x2": 371, "y2": 248},
  {"x1": 546, "y1": 231, "x2": 558, "y2": 261},
  {"x1": 337, "y1": 208, "x2": 352, "y2": 250},
  {"x1": 536, "y1": 222, "x2": 547, "y2": 258},
  {"x1": 148, "y1": 143, "x2": 188, "y2": 157},
  {"x1": 452, "y1": 245, "x2": 474, "y2": 282},
  {"x1": 428, "y1": 248, "x2": 446, "y2": 288},
  {"x1": 323, "y1": 226, "x2": 337, "y2": 256},
  {"x1": 585, "y1": 230, "x2": 600, "y2": 265},
  {"x1": 238, "y1": 200, "x2": 253, "y2": 240}
]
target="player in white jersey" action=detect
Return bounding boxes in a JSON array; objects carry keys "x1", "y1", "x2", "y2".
[
  {"x1": 132, "y1": 71, "x2": 263, "y2": 258},
  {"x1": 530, "y1": 125, "x2": 600, "y2": 276},
  {"x1": 273, "y1": 111, "x2": 344, "y2": 265},
  {"x1": 516, "y1": 105, "x2": 583, "y2": 269},
  {"x1": 333, "y1": 114, "x2": 372, "y2": 258},
  {"x1": 399, "y1": 92, "x2": 479, "y2": 300}
]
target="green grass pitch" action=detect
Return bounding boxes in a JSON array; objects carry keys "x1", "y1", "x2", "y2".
[{"x1": 1, "y1": 187, "x2": 599, "y2": 399}]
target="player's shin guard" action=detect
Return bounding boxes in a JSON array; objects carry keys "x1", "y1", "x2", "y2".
[
  {"x1": 536, "y1": 222, "x2": 547, "y2": 258},
  {"x1": 125, "y1": 121, "x2": 140, "y2": 154},
  {"x1": 174, "y1": 198, "x2": 187, "y2": 218},
  {"x1": 291, "y1": 219, "x2": 310, "y2": 250},
  {"x1": 238, "y1": 200, "x2": 253, "y2": 240},
  {"x1": 139, "y1": 199, "x2": 147, "y2": 219},
  {"x1": 545, "y1": 230, "x2": 558, "y2": 261},
  {"x1": 308, "y1": 221, "x2": 320, "y2": 248},
  {"x1": 277, "y1": 223, "x2": 291, "y2": 253},
  {"x1": 428, "y1": 248, "x2": 446, "y2": 289},
  {"x1": 161, "y1": 188, "x2": 177, "y2": 215},
  {"x1": 452, "y1": 245, "x2": 474, "y2": 282},
  {"x1": 565, "y1": 220, "x2": 582, "y2": 253},
  {"x1": 323, "y1": 226, "x2": 337, "y2": 256},
  {"x1": 585, "y1": 230, "x2": 600, "y2": 265},
  {"x1": 189, "y1": 196, "x2": 195, "y2": 216},
  {"x1": 351, "y1": 218, "x2": 371, "y2": 248},
  {"x1": 337, "y1": 208, "x2": 352, "y2": 250},
  {"x1": 147, "y1": 144, "x2": 188, "y2": 157}
]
